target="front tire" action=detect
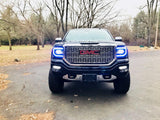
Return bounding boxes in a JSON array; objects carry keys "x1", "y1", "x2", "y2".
[
  {"x1": 48, "y1": 69, "x2": 64, "y2": 93},
  {"x1": 114, "y1": 72, "x2": 130, "y2": 94}
]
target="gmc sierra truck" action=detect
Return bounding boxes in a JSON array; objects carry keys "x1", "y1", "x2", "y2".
[{"x1": 49, "y1": 28, "x2": 130, "y2": 94}]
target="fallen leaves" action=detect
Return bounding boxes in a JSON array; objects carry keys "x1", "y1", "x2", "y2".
[
  {"x1": 19, "y1": 112, "x2": 55, "y2": 120},
  {"x1": 1, "y1": 112, "x2": 55, "y2": 120},
  {"x1": 0, "y1": 73, "x2": 11, "y2": 91},
  {"x1": 74, "y1": 106, "x2": 79, "y2": 109},
  {"x1": 23, "y1": 73, "x2": 31, "y2": 76},
  {"x1": 47, "y1": 100, "x2": 51, "y2": 103},
  {"x1": 0, "y1": 73, "x2": 8, "y2": 80},
  {"x1": 0, "y1": 115, "x2": 7, "y2": 120}
]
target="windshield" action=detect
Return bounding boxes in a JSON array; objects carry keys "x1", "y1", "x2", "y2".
[{"x1": 65, "y1": 29, "x2": 114, "y2": 43}]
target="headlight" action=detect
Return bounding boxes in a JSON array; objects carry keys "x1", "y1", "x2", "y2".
[
  {"x1": 52, "y1": 47, "x2": 64, "y2": 58},
  {"x1": 116, "y1": 46, "x2": 128, "y2": 58}
]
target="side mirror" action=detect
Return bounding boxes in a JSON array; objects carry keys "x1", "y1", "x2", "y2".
[
  {"x1": 115, "y1": 37, "x2": 122, "y2": 41},
  {"x1": 55, "y1": 37, "x2": 62, "y2": 42}
]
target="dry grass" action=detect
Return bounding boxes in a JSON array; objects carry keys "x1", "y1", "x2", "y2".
[
  {"x1": 127, "y1": 46, "x2": 149, "y2": 52},
  {"x1": 0, "y1": 45, "x2": 53, "y2": 66},
  {"x1": 0, "y1": 73, "x2": 11, "y2": 91},
  {"x1": 127, "y1": 46, "x2": 160, "y2": 52},
  {"x1": 19, "y1": 112, "x2": 54, "y2": 120}
]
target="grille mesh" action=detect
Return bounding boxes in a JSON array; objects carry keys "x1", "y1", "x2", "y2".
[{"x1": 64, "y1": 46, "x2": 115, "y2": 64}]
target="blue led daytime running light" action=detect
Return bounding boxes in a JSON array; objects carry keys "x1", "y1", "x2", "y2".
[
  {"x1": 53, "y1": 47, "x2": 64, "y2": 58},
  {"x1": 116, "y1": 46, "x2": 127, "y2": 58}
]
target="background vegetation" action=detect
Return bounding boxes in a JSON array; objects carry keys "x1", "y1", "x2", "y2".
[{"x1": 0, "y1": 0, "x2": 159, "y2": 50}]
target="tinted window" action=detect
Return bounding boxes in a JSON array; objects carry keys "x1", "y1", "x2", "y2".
[{"x1": 65, "y1": 29, "x2": 113, "y2": 42}]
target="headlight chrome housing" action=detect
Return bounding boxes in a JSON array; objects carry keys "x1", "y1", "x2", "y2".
[
  {"x1": 52, "y1": 47, "x2": 64, "y2": 58},
  {"x1": 116, "y1": 46, "x2": 128, "y2": 58}
]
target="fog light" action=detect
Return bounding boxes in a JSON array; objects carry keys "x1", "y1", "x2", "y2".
[
  {"x1": 52, "y1": 66, "x2": 61, "y2": 72},
  {"x1": 119, "y1": 66, "x2": 128, "y2": 72},
  {"x1": 119, "y1": 66, "x2": 127, "y2": 70}
]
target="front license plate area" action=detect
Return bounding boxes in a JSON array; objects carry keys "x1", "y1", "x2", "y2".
[{"x1": 82, "y1": 74, "x2": 97, "y2": 82}]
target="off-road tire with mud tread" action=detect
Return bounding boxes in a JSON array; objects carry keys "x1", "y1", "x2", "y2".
[
  {"x1": 114, "y1": 72, "x2": 130, "y2": 94},
  {"x1": 48, "y1": 69, "x2": 64, "y2": 93}
]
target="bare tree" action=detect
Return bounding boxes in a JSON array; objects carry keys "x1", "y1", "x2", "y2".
[
  {"x1": 0, "y1": 5, "x2": 17, "y2": 50},
  {"x1": 45, "y1": 0, "x2": 61, "y2": 37},
  {"x1": 69, "y1": 0, "x2": 119, "y2": 28},
  {"x1": 54, "y1": 0, "x2": 65, "y2": 35},
  {"x1": 54, "y1": 0, "x2": 69, "y2": 35},
  {"x1": 147, "y1": 0, "x2": 158, "y2": 47},
  {"x1": 69, "y1": 0, "x2": 86, "y2": 28},
  {"x1": 28, "y1": 1, "x2": 45, "y2": 48},
  {"x1": 65, "y1": 0, "x2": 69, "y2": 32},
  {"x1": 16, "y1": 0, "x2": 45, "y2": 50},
  {"x1": 155, "y1": 8, "x2": 160, "y2": 48},
  {"x1": 45, "y1": 0, "x2": 118, "y2": 36}
]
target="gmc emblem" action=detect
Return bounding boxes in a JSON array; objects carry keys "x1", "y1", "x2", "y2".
[{"x1": 79, "y1": 50, "x2": 100, "y2": 55}]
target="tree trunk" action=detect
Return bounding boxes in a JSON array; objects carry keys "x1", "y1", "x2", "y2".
[
  {"x1": 147, "y1": 7, "x2": 151, "y2": 47},
  {"x1": 37, "y1": 36, "x2": 40, "y2": 50},
  {"x1": 61, "y1": 18, "x2": 65, "y2": 35},
  {"x1": 147, "y1": 0, "x2": 159, "y2": 47},
  {"x1": 57, "y1": 26, "x2": 60, "y2": 37},
  {"x1": 155, "y1": 9, "x2": 159, "y2": 48},
  {"x1": 42, "y1": 41, "x2": 44, "y2": 48},
  {"x1": 6, "y1": 30, "x2": 12, "y2": 51},
  {"x1": 29, "y1": 38, "x2": 31, "y2": 45},
  {"x1": 55, "y1": 0, "x2": 65, "y2": 35},
  {"x1": 147, "y1": 27, "x2": 151, "y2": 47},
  {"x1": 41, "y1": 33, "x2": 44, "y2": 48},
  {"x1": 65, "y1": 0, "x2": 69, "y2": 34},
  {"x1": 41, "y1": 37, "x2": 44, "y2": 48}
]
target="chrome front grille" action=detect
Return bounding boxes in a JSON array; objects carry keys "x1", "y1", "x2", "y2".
[{"x1": 64, "y1": 46, "x2": 115, "y2": 65}]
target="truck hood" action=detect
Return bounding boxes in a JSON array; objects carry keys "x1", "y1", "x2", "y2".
[{"x1": 54, "y1": 41, "x2": 125, "y2": 47}]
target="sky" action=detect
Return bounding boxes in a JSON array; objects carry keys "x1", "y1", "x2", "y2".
[
  {"x1": 2, "y1": 0, "x2": 147, "y2": 17},
  {"x1": 0, "y1": 0, "x2": 147, "y2": 22},
  {"x1": 116, "y1": 0, "x2": 147, "y2": 18}
]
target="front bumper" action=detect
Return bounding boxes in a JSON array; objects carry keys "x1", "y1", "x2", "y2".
[{"x1": 50, "y1": 58, "x2": 129, "y2": 76}]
